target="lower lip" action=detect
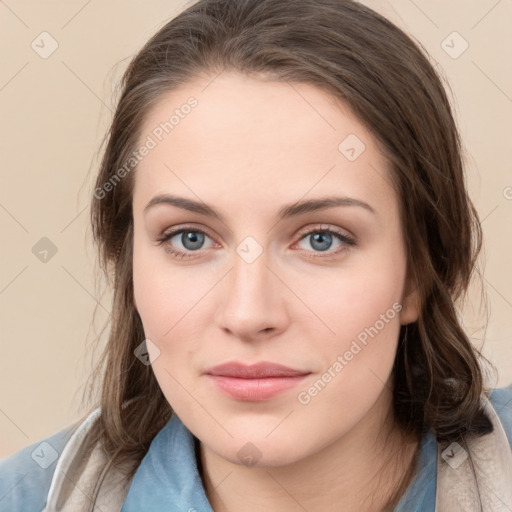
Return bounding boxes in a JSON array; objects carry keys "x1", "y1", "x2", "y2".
[{"x1": 206, "y1": 374, "x2": 310, "y2": 401}]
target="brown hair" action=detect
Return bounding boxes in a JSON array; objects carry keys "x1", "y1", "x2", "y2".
[{"x1": 79, "y1": 0, "x2": 494, "y2": 507}]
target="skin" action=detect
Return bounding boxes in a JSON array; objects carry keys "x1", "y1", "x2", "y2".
[{"x1": 132, "y1": 71, "x2": 421, "y2": 512}]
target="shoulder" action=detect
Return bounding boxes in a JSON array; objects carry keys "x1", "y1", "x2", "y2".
[
  {"x1": 488, "y1": 383, "x2": 512, "y2": 446},
  {"x1": 0, "y1": 424, "x2": 75, "y2": 512}
]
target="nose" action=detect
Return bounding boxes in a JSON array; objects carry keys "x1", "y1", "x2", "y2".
[{"x1": 215, "y1": 248, "x2": 289, "y2": 341}]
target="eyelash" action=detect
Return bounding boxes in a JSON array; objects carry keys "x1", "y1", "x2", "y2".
[{"x1": 155, "y1": 224, "x2": 356, "y2": 261}]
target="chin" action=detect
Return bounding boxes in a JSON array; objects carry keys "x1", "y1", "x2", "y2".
[{"x1": 204, "y1": 431, "x2": 317, "y2": 469}]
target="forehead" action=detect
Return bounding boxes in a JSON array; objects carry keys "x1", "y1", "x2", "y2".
[{"x1": 133, "y1": 71, "x2": 396, "y2": 219}]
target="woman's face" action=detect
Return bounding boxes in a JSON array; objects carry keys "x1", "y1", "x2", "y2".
[{"x1": 132, "y1": 71, "x2": 419, "y2": 467}]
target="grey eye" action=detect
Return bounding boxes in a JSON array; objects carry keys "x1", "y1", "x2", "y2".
[
  {"x1": 298, "y1": 231, "x2": 343, "y2": 252},
  {"x1": 169, "y1": 230, "x2": 212, "y2": 251}
]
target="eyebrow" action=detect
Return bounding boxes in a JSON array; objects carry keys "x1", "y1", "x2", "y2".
[{"x1": 143, "y1": 193, "x2": 376, "y2": 221}]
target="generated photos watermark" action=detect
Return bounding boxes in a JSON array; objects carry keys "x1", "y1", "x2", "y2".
[
  {"x1": 297, "y1": 301, "x2": 403, "y2": 405},
  {"x1": 94, "y1": 96, "x2": 198, "y2": 200}
]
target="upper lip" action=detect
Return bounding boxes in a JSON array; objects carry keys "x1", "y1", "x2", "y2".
[{"x1": 205, "y1": 361, "x2": 310, "y2": 378}]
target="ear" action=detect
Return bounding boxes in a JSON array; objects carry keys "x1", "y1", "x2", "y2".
[{"x1": 400, "y1": 275, "x2": 421, "y2": 325}]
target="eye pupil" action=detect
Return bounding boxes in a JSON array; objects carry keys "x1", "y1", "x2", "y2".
[
  {"x1": 310, "y1": 232, "x2": 332, "y2": 251},
  {"x1": 182, "y1": 231, "x2": 204, "y2": 250}
]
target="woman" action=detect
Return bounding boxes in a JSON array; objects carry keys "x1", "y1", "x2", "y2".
[{"x1": 1, "y1": 0, "x2": 511, "y2": 511}]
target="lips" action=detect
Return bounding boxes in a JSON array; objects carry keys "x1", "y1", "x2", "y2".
[
  {"x1": 204, "y1": 361, "x2": 310, "y2": 378},
  {"x1": 204, "y1": 361, "x2": 311, "y2": 401}
]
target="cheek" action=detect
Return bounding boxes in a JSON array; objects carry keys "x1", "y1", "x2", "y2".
[
  {"x1": 304, "y1": 249, "x2": 405, "y2": 394},
  {"x1": 132, "y1": 239, "x2": 212, "y2": 367},
  {"x1": 133, "y1": 261, "x2": 170, "y2": 338},
  {"x1": 133, "y1": 238, "x2": 180, "y2": 342},
  {"x1": 299, "y1": 252, "x2": 405, "y2": 347},
  {"x1": 132, "y1": 244, "x2": 200, "y2": 406},
  {"x1": 325, "y1": 291, "x2": 401, "y2": 391}
]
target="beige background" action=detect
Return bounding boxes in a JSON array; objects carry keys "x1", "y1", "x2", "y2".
[{"x1": 1, "y1": 0, "x2": 511, "y2": 458}]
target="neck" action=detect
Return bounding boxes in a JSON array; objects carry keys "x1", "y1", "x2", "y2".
[{"x1": 198, "y1": 390, "x2": 421, "y2": 512}]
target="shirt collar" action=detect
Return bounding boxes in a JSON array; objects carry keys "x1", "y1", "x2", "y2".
[
  {"x1": 393, "y1": 429, "x2": 437, "y2": 511},
  {"x1": 120, "y1": 412, "x2": 214, "y2": 512}
]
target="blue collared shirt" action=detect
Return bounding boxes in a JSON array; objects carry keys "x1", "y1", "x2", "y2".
[{"x1": 1, "y1": 385, "x2": 511, "y2": 511}]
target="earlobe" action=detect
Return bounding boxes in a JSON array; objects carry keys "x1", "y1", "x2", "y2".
[{"x1": 400, "y1": 280, "x2": 421, "y2": 325}]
